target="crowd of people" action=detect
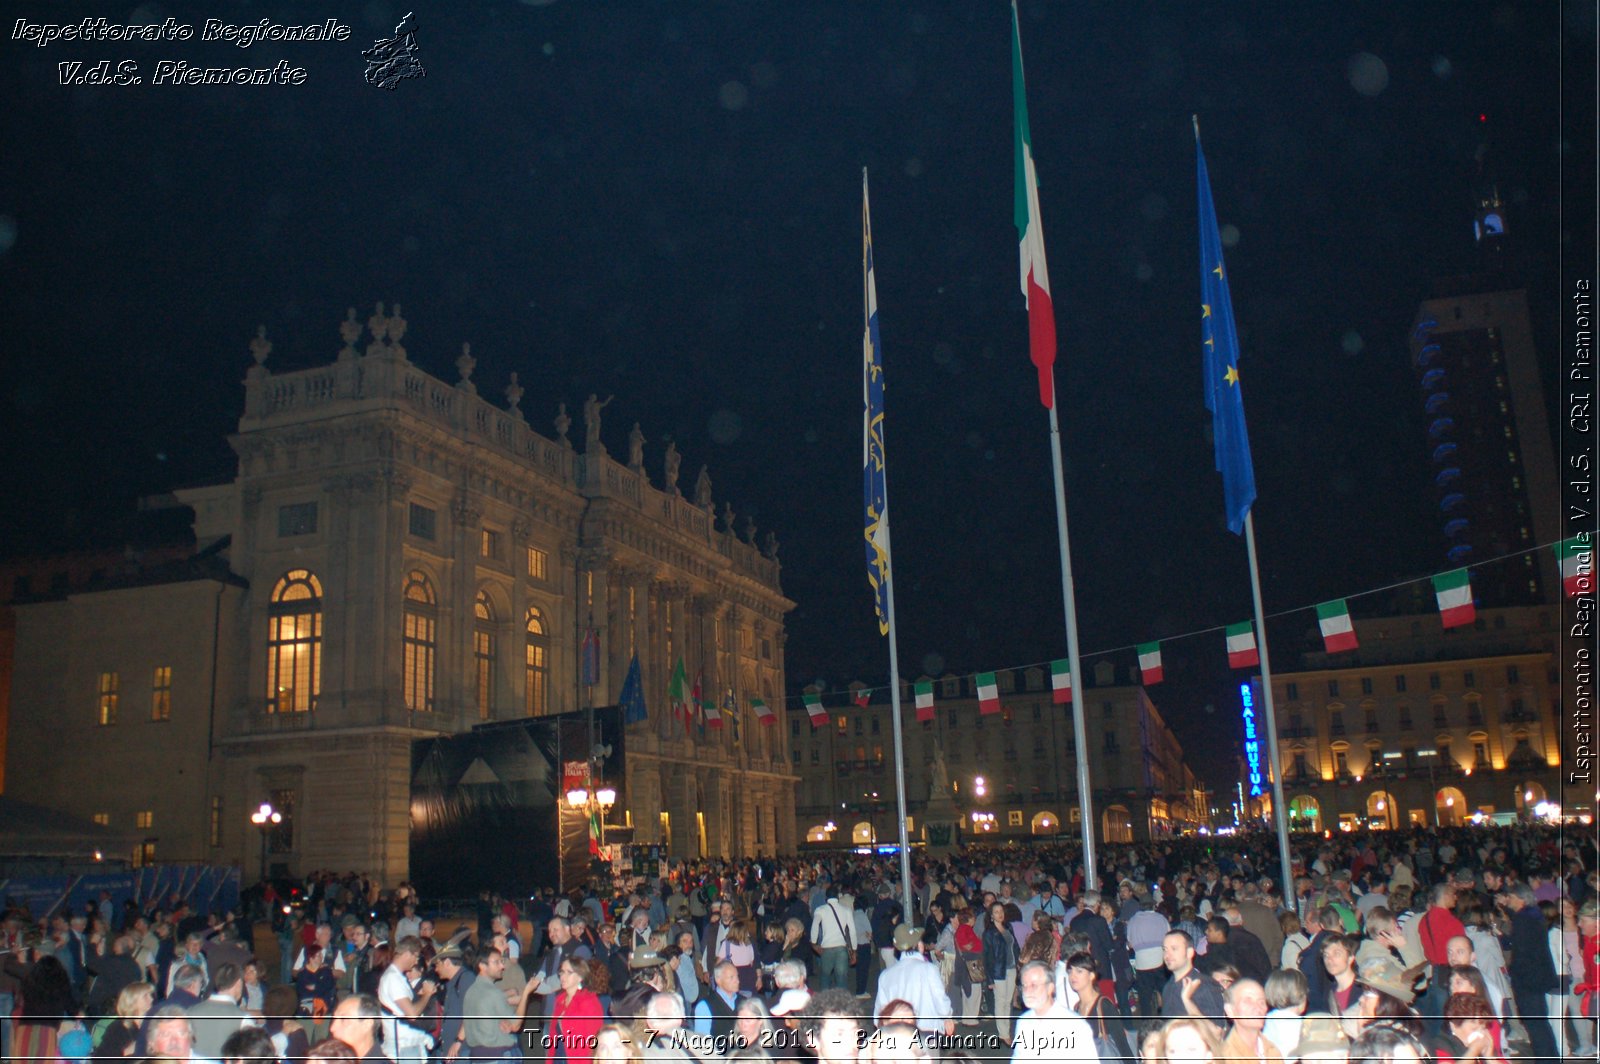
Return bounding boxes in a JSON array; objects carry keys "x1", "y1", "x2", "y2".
[{"x1": 2, "y1": 823, "x2": 1595, "y2": 1064}]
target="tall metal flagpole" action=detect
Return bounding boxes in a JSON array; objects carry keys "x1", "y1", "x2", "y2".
[
  {"x1": 1194, "y1": 114, "x2": 1293, "y2": 895},
  {"x1": 863, "y1": 168, "x2": 915, "y2": 923},
  {"x1": 1244, "y1": 514, "x2": 1295, "y2": 896},
  {"x1": 1047, "y1": 403, "x2": 1098, "y2": 891},
  {"x1": 1014, "y1": 1, "x2": 1097, "y2": 890}
]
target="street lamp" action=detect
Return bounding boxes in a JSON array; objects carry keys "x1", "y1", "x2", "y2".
[{"x1": 249, "y1": 801, "x2": 281, "y2": 884}]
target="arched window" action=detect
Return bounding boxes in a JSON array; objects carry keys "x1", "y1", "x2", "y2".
[
  {"x1": 525, "y1": 606, "x2": 549, "y2": 716},
  {"x1": 267, "y1": 570, "x2": 322, "y2": 714},
  {"x1": 402, "y1": 571, "x2": 436, "y2": 712},
  {"x1": 474, "y1": 590, "x2": 497, "y2": 720},
  {"x1": 1102, "y1": 805, "x2": 1133, "y2": 844}
]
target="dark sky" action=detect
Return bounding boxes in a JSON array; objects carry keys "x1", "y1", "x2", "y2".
[{"x1": 1, "y1": 2, "x2": 1592, "y2": 790}]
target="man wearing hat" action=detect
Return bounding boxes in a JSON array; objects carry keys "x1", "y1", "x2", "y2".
[
  {"x1": 433, "y1": 942, "x2": 476, "y2": 1060},
  {"x1": 610, "y1": 949, "x2": 670, "y2": 1030},
  {"x1": 873, "y1": 923, "x2": 953, "y2": 1036}
]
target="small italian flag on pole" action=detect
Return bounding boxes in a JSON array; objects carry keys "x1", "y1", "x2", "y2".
[
  {"x1": 1225, "y1": 622, "x2": 1259, "y2": 669},
  {"x1": 1049, "y1": 659, "x2": 1072, "y2": 705},
  {"x1": 1137, "y1": 642, "x2": 1164, "y2": 685},
  {"x1": 914, "y1": 680, "x2": 935, "y2": 723},
  {"x1": 853, "y1": 687, "x2": 872, "y2": 707},
  {"x1": 804, "y1": 692, "x2": 828, "y2": 728},
  {"x1": 1557, "y1": 535, "x2": 1593, "y2": 599},
  {"x1": 751, "y1": 697, "x2": 775, "y2": 724},
  {"x1": 1432, "y1": 569, "x2": 1476, "y2": 628},
  {"x1": 1316, "y1": 599, "x2": 1358, "y2": 653},
  {"x1": 975, "y1": 672, "x2": 1000, "y2": 715},
  {"x1": 702, "y1": 698, "x2": 723, "y2": 729}
]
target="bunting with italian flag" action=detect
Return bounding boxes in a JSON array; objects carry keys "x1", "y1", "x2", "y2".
[
  {"x1": 914, "y1": 680, "x2": 934, "y2": 722},
  {"x1": 975, "y1": 671, "x2": 1001, "y2": 715},
  {"x1": 1012, "y1": 0, "x2": 1056, "y2": 408},
  {"x1": 1049, "y1": 659, "x2": 1072, "y2": 704},
  {"x1": 1557, "y1": 535, "x2": 1594, "y2": 599},
  {"x1": 1432, "y1": 569, "x2": 1476, "y2": 629},
  {"x1": 702, "y1": 695, "x2": 723, "y2": 729},
  {"x1": 751, "y1": 696, "x2": 776, "y2": 725},
  {"x1": 1137, "y1": 642, "x2": 1164, "y2": 685},
  {"x1": 1316, "y1": 599, "x2": 1358, "y2": 653},
  {"x1": 804, "y1": 692, "x2": 828, "y2": 728},
  {"x1": 1225, "y1": 621, "x2": 1259, "y2": 669},
  {"x1": 853, "y1": 687, "x2": 872, "y2": 707}
]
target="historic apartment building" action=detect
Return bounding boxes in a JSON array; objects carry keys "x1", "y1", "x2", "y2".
[
  {"x1": 792, "y1": 659, "x2": 1207, "y2": 848},
  {"x1": 4, "y1": 305, "x2": 798, "y2": 878},
  {"x1": 1268, "y1": 605, "x2": 1575, "y2": 833}
]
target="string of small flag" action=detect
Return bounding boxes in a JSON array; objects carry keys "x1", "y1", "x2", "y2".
[{"x1": 772, "y1": 534, "x2": 1591, "y2": 724}]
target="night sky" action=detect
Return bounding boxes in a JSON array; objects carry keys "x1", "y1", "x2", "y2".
[{"x1": 1, "y1": 2, "x2": 1593, "y2": 791}]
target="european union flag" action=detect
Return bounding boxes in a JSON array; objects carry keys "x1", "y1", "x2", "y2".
[
  {"x1": 1196, "y1": 126, "x2": 1258, "y2": 535},
  {"x1": 863, "y1": 171, "x2": 891, "y2": 635},
  {"x1": 618, "y1": 652, "x2": 647, "y2": 724}
]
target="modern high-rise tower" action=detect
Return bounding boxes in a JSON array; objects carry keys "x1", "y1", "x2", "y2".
[{"x1": 1408, "y1": 129, "x2": 1560, "y2": 606}]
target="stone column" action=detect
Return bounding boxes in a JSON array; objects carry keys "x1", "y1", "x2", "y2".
[
  {"x1": 450, "y1": 496, "x2": 482, "y2": 724},
  {"x1": 579, "y1": 550, "x2": 615, "y2": 705}
]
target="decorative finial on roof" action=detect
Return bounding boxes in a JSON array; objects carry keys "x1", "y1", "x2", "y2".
[
  {"x1": 388, "y1": 303, "x2": 408, "y2": 359},
  {"x1": 338, "y1": 307, "x2": 361, "y2": 360},
  {"x1": 368, "y1": 301, "x2": 389, "y2": 342},
  {"x1": 505, "y1": 372, "x2": 524, "y2": 419},
  {"x1": 249, "y1": 324, "x2": 272, "y2": 366},
  {"x1": 456, "y1": 343, "x2": 476, "y2": 391}
]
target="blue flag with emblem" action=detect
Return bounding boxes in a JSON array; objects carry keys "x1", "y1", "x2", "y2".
[
  {"x1": 618, "y1": 652, "x2": 647, "y2": 724},
  {"x1": 863, "y1": 171, "x2": 891, "y2": 635},
  {"x1": 1196, "y1": 123, "x2": 1257, "y2": 535}
]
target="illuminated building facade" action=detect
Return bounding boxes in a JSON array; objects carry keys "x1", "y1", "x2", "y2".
[{"x1": 4, "y1": 308, "x2": 797, "y2": 877}]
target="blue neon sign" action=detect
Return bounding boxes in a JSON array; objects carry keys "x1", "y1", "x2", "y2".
[{"x1": 1240, "y1": 681, "x2": 1263, "y2": 797}]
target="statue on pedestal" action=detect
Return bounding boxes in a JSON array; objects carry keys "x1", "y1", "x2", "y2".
[
  {"x1": 662, "y1": 441, "x2": 681, "y2": 494},
  {"x1": 583, "y1": 393, "x2": 613, "y2": 454},
  {"x1": 628, "y1": 423, "x2": 646, "y2": 470}
]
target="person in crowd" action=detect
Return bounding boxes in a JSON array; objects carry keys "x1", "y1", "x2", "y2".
[
  {"x1": 640, "y1": 991, "x2": 718, "y2": 1062},
  {"x1": 801, "y1": 988, "x2": 861, "y2": 1064},
  {"x1": 952, "y1": 905, "x2": 983, "y2": 1028},
  {"x1": 1063, "y1": 949, "x2": 1129, "y2": 1060},
  {"x1": 1260, "y1": 968, "x2": 1307, "y2": 1058},
  {"x1": 460, "y1": 947, "x2": 522, "y2": 1062},
  {"x1": 593, "y1": 1023, "x2": 641, "y2": 1064},
  {"x1": 94, "y1": 980, "x2": 154, "y2": 1061},
  {"x1": 187, "y1": 962, "x2": 251, "y2": 1062},
  {"x1": 1160, "y1": 931, "x2": 1225, "y2": 1028},
  {"x1": 263, "y1": 984, "x2": 311, "y2": 1064},
  {"x1": 329, "y1": 994, "x2": 387, "y2": 1064},
  {"x1": 873, "y1": 923, "x2": 953, "y2": 1037},
  {"x1": 1319, "y1": 933, "x2": 1361, "y2": 1017},
  {"x1": 808, "y1": 888, "x2": 857, "y2": 993},
  {"x1": 983, "y1": 900, "x2": 1022, "y2": 1041},
  {"x1": 1220, "y1": 978, "x2": 1282, "y2": 1064},
  {"x1": 147, "y1": 1005, "x2": 196, "y2": 1061},
  {"x1": 1500, "y1": 882, "x2": 1559, "y2": 1062},
  {"x1": 1155, "y1": 1014, "x2": 1224, "y2": 1064},
  {"x1": 1429, "y1": 992, "x2": 1506, "y2": 1064},
  {"x1": 220, "y1": 1026, "x2": 277, "y2": 1064},
  {"x1": 1345, "y1": 1022, "x2": 1431, "y2": 1064},
  {"x1": 691, "y1": 960, "x2": 742, "y2": 1040},
  {"x1": 1278, "y1": 912, "x2": 1311, "y2": 973},
  {"x1": 546, "y1": 957, "x2": 603, "y2": 1064}
]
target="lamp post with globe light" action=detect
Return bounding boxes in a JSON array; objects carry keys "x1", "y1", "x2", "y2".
[{"x1": 249, "y1": 801, "x2": 281, "y2": 884}]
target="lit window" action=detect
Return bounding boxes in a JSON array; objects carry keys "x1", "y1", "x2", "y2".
[
  {"x1": 92, "y1": 813, "x2": 109, "y2": 826},
  {"x1": 277, "y1": 502, "x2": 318, "y2": 537},
  {"x1": 525, "y1": 606, "x2": 549, "y2": 716},
  {"x1": 526, "y1": 546, "x2": 548, "y2": 581},
  {"x1": 136, "y1": 810, "x2": 153, "y2": 829},
  {"x1": 1008, "y1": 810, "x2": 1024, "y2": 827},
  {"x1": 474, "y1": 590, "x2": 497, "y2": 720},
  {"x1": 403, "y1": 571, "x2": 437, "y2": 712},
  {"x1": 151, "y1": 666, "x2": 172, "y2": 722},
  {"x1": 209, "y1": 796, "x2": 222, "y2": 847},
  {"x1": 837, "y1": 715, "x2": 848, "y2": 736},
  {"x1": 480, "y1": 528, "x2": 500, "y2": 558},
  {"x1": 408, "y1": 503, "x2": 437, "y2": 540},
  {"x1": 267, "y1": 570, "x2": 322, "y2": 714},
  {"x1": 97, "y1": 672, "x2": 119, "y2": 726},
  {"x1": 135, "y1": 841, "x2": 156, "y2": 867}
]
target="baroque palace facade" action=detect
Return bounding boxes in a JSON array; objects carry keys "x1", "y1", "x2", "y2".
[{"x1": 4, "y1": 305, "x2": 797, "y2": 879}]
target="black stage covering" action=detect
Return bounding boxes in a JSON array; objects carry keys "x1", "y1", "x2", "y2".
[{"x1": 409, "y1": 707, "x2": 625, "y2": 897}]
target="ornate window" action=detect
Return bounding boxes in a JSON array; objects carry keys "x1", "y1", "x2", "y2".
[
  {"x1": 97, "y1": 672, "x2": 119, "y2": 726},
  {"x1": 267, "y1": 570, "x2": 321, "y2": 714},
  {"x1": 525, "y1": 606, "x2": 549, "y2": 716},
  {"x1": 151, "y1": 666, "x2": 172, "y2": 722},
  {"x1": 474, "y1": 590, "x2": 497, "y2": 720},
  {"x1": 403, "y1": 571, "x2": 437, "y2": 712}
]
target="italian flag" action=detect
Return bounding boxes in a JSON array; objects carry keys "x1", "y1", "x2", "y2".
[
  {"x1": 854, "y1": 687, "x2": 872, "y2": 707},
  {"x1": 1050, "y1": 659, "x2": 1072, "y2": 704},
  {"x1": 804, "y1": 692, "x2": 828, "y2": 728},
  {"x1": 1557, "y1": 536, "x2": 1594, "y2": 599},
  {"x1": 914, "y1": 680, "x2": 934, "y2": 722},
  {"x1": 1137, "y1": 642, "x2": 1164, "y2": 685},
  {"x1": 668, "y1": 657, "x2": 690, "y2": 736},
  {"x1": 1225, "y1": 621, "x2": 1259, "y2": 669},
  {"x1": 751, "y1": 697, "x2": 775, "y2": 724},
  {"x1": 588, "y1": 807, "x2": 602, "y2": 857},
  {"x1": 1316, "y1": 599, "x2": 1358, "y2": 653},
  {"x1": 975, "y1": 671, "x2": 1001, "y2": 714},
  {"x1": 1432, "y1": 569, "x2": 1476, "y2": 628},
  {"x1": 1013, "y1": 0, "x2": 1056, "y2": 409},
  {"x1": 702, "y1": 698, "x2": 722, "y2": 729}
]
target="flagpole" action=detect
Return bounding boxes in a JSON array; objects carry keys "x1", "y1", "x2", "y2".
[
  {"x1": 1045, "y1": 400, "x2": 1098, "y2": 891},
  {"x1": 864, "y1": 167, "x2": 916, "y2": 924},
  {"x1": 1244, "y1": 512, "x2": 1295, "y2": 895}
]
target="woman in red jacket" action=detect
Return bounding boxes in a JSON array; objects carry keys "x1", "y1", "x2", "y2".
[
  {"x1": 1575, "y1": 898, "x2": 1600, "y2": 1051},
  {"x1": 547, "y1": 957, "x2": 604, "y2": 1064}
]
